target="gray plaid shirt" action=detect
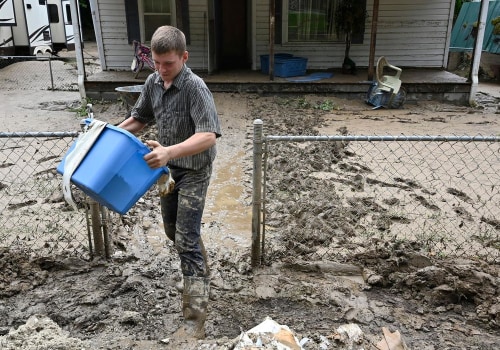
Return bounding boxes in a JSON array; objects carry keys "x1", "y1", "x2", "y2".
[{"x1": 131, "y1": 65, "x2": 221, "y2": 170}]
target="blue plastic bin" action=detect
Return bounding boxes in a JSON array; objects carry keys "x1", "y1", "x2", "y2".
[
  {"x1": 260, "y1": 53, "x2": 294, "y2": 74},
  {"x1": 274, "y1": 57, "x2": 308, "y2": 77},
  {"x1": 57, "y1": 124, "x2": 167, "y2": 214},
  {"x1": 260, "y1": 54, "x2": 308, "y2": 77}
]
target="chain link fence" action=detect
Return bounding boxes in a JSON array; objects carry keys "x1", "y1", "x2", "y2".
[
  {"x1": 0, "y1": 132, "x2": 113, "y2": 260},
  {"x1": 0, "y1": 56, "x2": 78, "y2": 91},
  {"x1": 0, "y1": 48, "x2": 117, "y2": 260},
  {"x1": 0, "y1": 49, "x2": 100, "y2": 91},
  {"x1": 251, "y1": 124, "x2": 500, "y2": 265}
]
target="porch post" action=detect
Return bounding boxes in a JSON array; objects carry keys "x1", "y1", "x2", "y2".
[
  {"x1": 368, "y1": 0, "x2": 380, "y2": 81},
  {"x1": 89, "y1": 0, "x2": 106, "y2": 71},
  {"x1": 469, "y1": 0, "x2": 489, "y2": 105},
  {"x1": 269, "y1": 0, "x2": 275, "y2": 80},
  {"x1": 70, "y1": 0, "x2": 86, "y2": 100}
]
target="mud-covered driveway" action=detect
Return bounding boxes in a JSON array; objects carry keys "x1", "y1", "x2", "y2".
[{"x1": 0, "y1": 67, "x2": 499, "y2": 349}]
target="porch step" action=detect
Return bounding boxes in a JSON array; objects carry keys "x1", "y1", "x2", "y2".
[{"x1": 84, "y1": 69, "x2": 471, "y2": 105}]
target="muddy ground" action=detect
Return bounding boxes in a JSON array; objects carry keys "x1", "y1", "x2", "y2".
[{"x1": 0, "y1": 61, "x2": 499, "y2": 349}]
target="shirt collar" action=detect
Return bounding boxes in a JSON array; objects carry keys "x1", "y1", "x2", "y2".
[{"x1": 154, "y1": 64, "x2": 188, "y2": 90}]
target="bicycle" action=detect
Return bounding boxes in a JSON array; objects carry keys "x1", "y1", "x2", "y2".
[{"x1": 131, "y1": 40, "x2": 155, "y2": 78}]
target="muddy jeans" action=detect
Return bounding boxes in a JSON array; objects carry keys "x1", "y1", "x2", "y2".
[{"x1": 160, "y1": 165, "x2": 211, "y2": 277}]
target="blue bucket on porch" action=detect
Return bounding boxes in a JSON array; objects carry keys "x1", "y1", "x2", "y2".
[
  {"x1": 260, "y1": 53, "x2": 294, "y2": 74},
  {"x1": 57, "y1": 124, "x2": 167, "y2": 214}
]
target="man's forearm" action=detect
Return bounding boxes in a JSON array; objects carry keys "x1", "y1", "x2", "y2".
[{"x1": 118, "y1": 116, "x2": 146, "y2": 135}]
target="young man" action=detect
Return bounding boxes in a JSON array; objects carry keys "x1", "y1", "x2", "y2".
[{"x1": 119, "y1": 25, "x2": 221, "y2": 339}]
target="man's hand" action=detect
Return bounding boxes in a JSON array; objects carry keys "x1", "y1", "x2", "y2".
[
  {"x1": 144, "y1": 140, "x2": 171, "y2": 168},
  {"x1": 143, "y1": 132, "x2": 216, "y2": 168}
]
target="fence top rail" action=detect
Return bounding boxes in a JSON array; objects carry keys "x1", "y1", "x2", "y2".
[
  {"x1": 0, "y1": 55, "x2": 73, "y2": 60},
  {"x1": 0, "y1": 132, "x2": 79, "y2": 138},
  {"x1": 265, "y1": 135, "x2": 500, "y2": 142}
]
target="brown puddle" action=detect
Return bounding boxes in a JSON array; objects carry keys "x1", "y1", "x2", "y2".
[{"x1": 203, "y1": 150, "x2": 252, "y2": 248}]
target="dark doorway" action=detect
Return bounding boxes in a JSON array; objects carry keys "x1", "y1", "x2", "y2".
[{"x1": 215, "y1": 0, "x2": 249, "y2": 70}]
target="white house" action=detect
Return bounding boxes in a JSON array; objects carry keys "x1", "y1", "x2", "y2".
[{"x1": 88, "y1": 0, "x2": 457, "y2": 73}]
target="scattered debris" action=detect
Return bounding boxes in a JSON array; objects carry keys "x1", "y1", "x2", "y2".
[
  {"x1": 376, "y1": 327, "x2": 409, "y2": 350},
  {"x1": 0, "y1": 315, "x2": 89, "y2": 350},
  {"x1": 234, "y1": 317, "x2": 303, "y2": 350}
]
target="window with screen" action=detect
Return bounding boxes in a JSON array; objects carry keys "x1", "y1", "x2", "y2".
[
  {"x1": 143, "y1": 0, "x2": 172, "y2": 41},
  {"x1": 285, "y1": 0, "x2": 366, "y2": 43}
]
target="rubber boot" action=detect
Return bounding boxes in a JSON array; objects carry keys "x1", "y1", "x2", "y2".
[{"x1": 173, "y1": 276, "x2": 210, "y2": 340}]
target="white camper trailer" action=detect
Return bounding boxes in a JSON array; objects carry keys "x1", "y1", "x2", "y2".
[
  {"x1": 11, "y1": 0, "x2": 53, "y2": 55},
  {"x1": 0, "y1": 26, "x2": 14, "y2": 55},
  {"x1": 0, "y1": 0, "x2": 16, "y2": 25},
  {"x1": 47, "y1": 0, "x2": 78, "y2": 53},
  {"x1": 0, "y1": 0, "x2": 16, "y2": 55}
]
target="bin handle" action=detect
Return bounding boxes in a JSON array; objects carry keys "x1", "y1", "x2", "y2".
[{"x1": 62, "y1": 119, "x2": 107, "y2": 211}]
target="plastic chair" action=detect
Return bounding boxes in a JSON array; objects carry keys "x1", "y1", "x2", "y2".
[{"x1": 376, "y1": 56, "x2": 402, "y2": 95}]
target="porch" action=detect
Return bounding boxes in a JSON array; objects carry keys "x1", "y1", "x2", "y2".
[{"x1": 84, "y1": 67, "x2": 471, "y2": 105}]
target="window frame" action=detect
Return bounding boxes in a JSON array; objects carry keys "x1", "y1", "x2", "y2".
[
  {"x1": 282, "y1": 0, "x2": 341, "y2": 44},
  {"x1": 281, "y1": 0, "x2": 366, "y2": 45},
  {"x1": 47, "y1": 4, "x2": 60, "y2": 24},
  {"x1": 139, "y1": 0, "x2": 177, "y2": 43}
]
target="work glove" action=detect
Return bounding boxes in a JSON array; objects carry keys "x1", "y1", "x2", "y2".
[{"x1": 157, "y1": 168, "x2": 175, "y2": 196}]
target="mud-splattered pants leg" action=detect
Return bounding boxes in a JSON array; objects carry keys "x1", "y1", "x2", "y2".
[{"x1": 160, "y1": 165, "x2": 211, "y2": 277}]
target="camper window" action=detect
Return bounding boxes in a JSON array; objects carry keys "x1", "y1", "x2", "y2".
[
  {"x1": 65, "y1": 4, "x2": 72, "y2": 24},
  {"x1": 48, "y1": 4, "x2": 59, "y2": 23}
]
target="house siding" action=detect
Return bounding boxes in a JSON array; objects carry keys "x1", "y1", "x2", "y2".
[
  {"x1": 185, "y1": 1, "x2": 209, "y2": 71},
  {"x1": 94, "y1": 0, "x2": 209, "y2": 71},
  {"x1": 256, "y1": 0, "x2": 454, "y2": 70},
  {"x1": 94, "y1": 0, "x2": 129, "y2": 70},
  {"x1": 94, "y1": 0, "x2": 454, "y2": 71}
]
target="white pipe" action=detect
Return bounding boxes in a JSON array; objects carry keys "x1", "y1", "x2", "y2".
[
  {"x1": 469, "y1": 0, "x2": 489, "y2": 106},
  {"x1": 70, "y1": 0, "x2": 86, "y2": 100}
]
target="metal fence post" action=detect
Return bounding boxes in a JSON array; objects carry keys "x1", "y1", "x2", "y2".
[
  {"x1": 48, "y1": 57, "x2": 54, "y2": 90},
  {"x1": 79, "y1": 104, "x2": 109, "y2": 259},
  {"x1": 252, "y1": 119, "x2": 264, "y2": 267},
  {"x1": 101, "y1": 205, "x2": 111, "y2": 259},
  {"x1": 89, "y1": 199, "x2": 105, "y2": 258}
]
